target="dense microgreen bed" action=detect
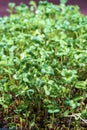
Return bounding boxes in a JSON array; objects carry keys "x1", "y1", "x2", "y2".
[{"x1": 0, "y1": 0, "x2": 87, "y2": 129}]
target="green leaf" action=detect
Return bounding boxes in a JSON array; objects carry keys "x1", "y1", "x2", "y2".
[
  {"x1": 75, "y1": 81, "x2": 87, "y2": 89},
  {"x1": 48, "y1": 109, "x2": 60, "y2": 114},
  {"x1": 60, "y1": 0, "x2": 68, "y2": 4},
  {"x1": 44, "y1": 85, "x2": 51, "y2": 96},
  {"x1": 27, "y1": 89, "x2": 34, "y2": 98}
]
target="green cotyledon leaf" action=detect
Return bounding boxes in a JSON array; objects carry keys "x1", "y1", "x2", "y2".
[
  {"x1": 75, "y1": 81, "x2": 87, "y2": 89},
  {"x1": 0, "y1": 1, "x2": 87, "y2": 129}
]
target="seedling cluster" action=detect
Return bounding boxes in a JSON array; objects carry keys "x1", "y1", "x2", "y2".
[{"x1": 0, "y1": 0, "x2": 87, "y2": 129}]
